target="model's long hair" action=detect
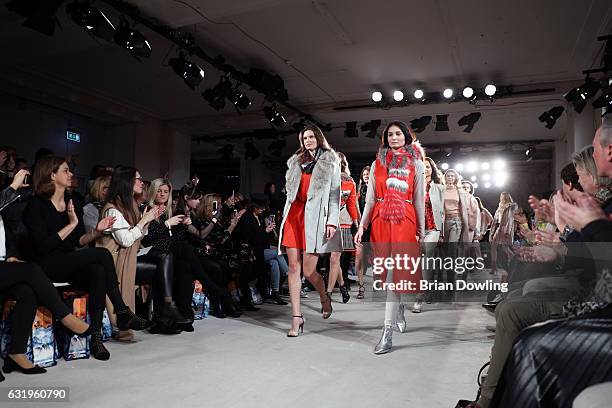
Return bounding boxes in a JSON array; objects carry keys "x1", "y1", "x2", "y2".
[
  {"x1": 336, "y1": 152, "x2": 350, "y2": 176},
  {"x1": 107, "y1": 166, "x2": 139, "y2": 226},
  {"x1": 424, "y1": 157, "x2": 442, "y2": 184},
  {"x1": 381, "y1": 121, "x2": 416, "y2": 148},
  {"x1": 295, "y1": 124, "x2": 332, "y2": 156}
]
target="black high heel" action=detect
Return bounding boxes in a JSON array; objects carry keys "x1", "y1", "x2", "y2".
[
  {"x1": 320, "y1": 293, "x2": 333, "y2": 319},
  {"x1": 116, "y1": 307, "x2": 153, "y2": 331},
  {"x1": 339, "y1": 283, "x2": 351, "y2": 304},
  {"x1": 3, "y1": 357, "x2": 47, "y2": 375},
  {"x1": 287, "y1": 315, "x2": 305, "y2": 337}
]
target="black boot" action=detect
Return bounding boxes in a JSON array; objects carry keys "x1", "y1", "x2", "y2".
[
  {"x1": 162, "y1": 302, "x2": 191, "y2": 325},
  {"x1": 240, "y1": 296, "x2": 259, "y2": 311},
  {"x1": 270, "y1": 290, "x2": 288, "y2": 305},
  {"x1": 210, "y1": 303, "x2": 226, "y2": 319},
  {"x1": 90, "y1": 332, "x2": 110, "y2": 361},
  {"x1": 116, "y1": 307, "x2": 153, "y2": 331},
  {"x1": 222, "y1": 296, "x2": 243, "y2": 317}
]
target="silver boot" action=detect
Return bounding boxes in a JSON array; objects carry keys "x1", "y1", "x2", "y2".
[
  {"x1": 373, "y1": 324, "x2": 393, "y2": 354},
  {"x1": 396, "y1": 304, "x2": 408, "y2": 333}
]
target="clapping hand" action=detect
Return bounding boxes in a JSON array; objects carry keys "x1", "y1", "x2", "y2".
[
  {"x1": 166, "y1": 215, "x2": 185, "y2": 227},
  {"x1": 554, "y1": 190, "x2": 606, "y2": 231},
  {"x1": 96, "y1": 216, "x2": 116, "y2": 232},
  {"x1": 67, "y1": 199, "x2": 78, "y2": 226}
]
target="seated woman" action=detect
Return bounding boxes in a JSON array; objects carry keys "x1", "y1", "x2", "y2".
[
  {"x1": 1, "y1": 170, "x2": 90, "y2": 379},
  {"x1": 169, "y1": 184, "x2": 241, "y2": 319},
  {"x1": 82, "y1": 173, "x2": 111, "y2": 234},
  {"x1": 234, "y1": 194, "x2": 288, "y2": 305},
  {"x1": 23, "y1": 157, "x2": 151, "y2": 361},
  {"x1": 96, "y1": 166, "x2": 186, "y2": 336}
]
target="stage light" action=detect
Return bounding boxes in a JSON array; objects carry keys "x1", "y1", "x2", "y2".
[
  {"x1": 525, "y1": 145, "x2": 536, "y2": 162},
  {"x1": 458, "y1": 112, "x2": 482, "y2": 133},
  {"x1": 484, "y1": 84, "x2": 497, "y2": 97},
  {"x1": 435, "y1": 115, "x2": 449, "y2": 131},
  {"x1": 470, "y1": 176, "x2": 477, "y2": 182},
  {"x1": 443, "y1": 88, "x2": 454, "y2": 99},
  {"x1": 264, "y1": 105, "x2": 286, "y2": 126},
  {"x1": 361, "y1": 120, "x2": 381, "y2": 138},
  {"x1": 473, "y1": 182, "x2": 479, "y2": 189},
  {"x1": 372, "y1": 91, "x2": 383, "y2": 102},
  {"x1": 7, "y1": 0, "x2": 64, "y2": 36},
  {"x1": 466, "y1": 161, "x2": 478, "y2": 172},
  {"x1": 455, "y1": 163, "x2": 464, "y2": 172},
  {"x1": 462, "y1": 86, "x2": 474, "y2": 98},
  {"x1": 538, "y1": 106, "x2": 564, "y2": 129},
  {"x1": 229, "y1": 88, "x2": 251, "y2": 110},
  {"x1": 344, "y1": 122, "x2": 359, "y2": 138},
  {"x1": 114, "y1": 19, "x2": 152, "y2": 58},
  {"x1": 592, "y1": 87, "x2": 612, "y2": 110},
  {"x1": 441, "y1": 163, "x2": 449, "y2": 170},
  {"x1": 66, "y1": 1, "x2": 116, "y2": 41},
  {"x1": 393, "y1": 90, "x2": 404, "y2": 102},
  {"x1": 169, "y1": 53, "x2": 205, "y2": 90},
  {"x1": 410, "y1": 116, "x2": 432, "y2": 133},
  {"x1": 414, "y1": 89, "x2": 424, "y2": 100},
  {"x1": 482, "y1": 173, "x2": 491, "y2": 181},
  {"x1": 481, "y1": 162, "x2": 490, "y2": 170},
  {"x1": 493, "y1": 160, "x2": 505, "y2": 170},
  {"x1": 495, "y1": 172, "x2": 508, "y2": 187},
  {"x1": 564, "y1": 78, "x2": 600, "y2": 113},
  {"x1": 445, "y1": 150, "x2": 452, "y2": 157},
  {"x1": 484, "y1": 182, "x2": 492, "y2": 189}
]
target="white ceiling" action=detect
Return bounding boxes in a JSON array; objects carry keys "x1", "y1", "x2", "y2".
[{"x1": 1, "y1": 0, "x2": 611, "y2": 153}]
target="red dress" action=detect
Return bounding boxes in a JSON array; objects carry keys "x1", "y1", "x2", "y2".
[
  {"x1": 340, "y1": 179, "x2": 359, "y2": 227},
  {"x1": 370, "y1": 158, "x2": 422, "y2": 293},
  {"x1": 281, "y1": 173, "x2": 311, "y2": 250}
]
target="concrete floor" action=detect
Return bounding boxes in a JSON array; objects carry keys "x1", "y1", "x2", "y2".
[{"x1": 2, "y1": 285, "x2": 495, "y2": 408}]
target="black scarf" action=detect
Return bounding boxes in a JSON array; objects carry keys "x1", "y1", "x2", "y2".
[{"x1": 300, "y1": 148, "x2": 321, "y2": 174}]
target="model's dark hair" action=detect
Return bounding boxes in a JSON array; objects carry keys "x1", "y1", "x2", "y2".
[
  {"x1": 296, "y1": 124, "x2": 332, "y2": 154},
  {"x1": 381, "y1": 121, "x2": 416, "y2": 148},
  {"x1": 424, "y1": 157, "x2": 442, "y2": 184},
  {"x1": 107, "y1": 165, "x2": 139, "y2": 226}
]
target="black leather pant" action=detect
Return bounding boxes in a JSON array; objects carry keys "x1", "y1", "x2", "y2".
[{"x1": 136, "y1": 250, "x2": 174, "y2": 304}]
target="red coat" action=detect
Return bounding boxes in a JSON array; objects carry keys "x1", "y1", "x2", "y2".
[{"x1": 339, "y1": 178, "x2": 359, "y2": 227}]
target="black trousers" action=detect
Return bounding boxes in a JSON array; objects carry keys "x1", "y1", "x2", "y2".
[
  {"x1": 36, "y1": 248, "x2": 125, "y2": 330},
  {"x1": 136, "y1": 250, "x2": 174, "y2": 301},
  {"x1": 171, "y1": 243, "x2": 232, "y2": 313},
  {"x1": 0, "y1": 262, "x2": 72, "y2": 354}
]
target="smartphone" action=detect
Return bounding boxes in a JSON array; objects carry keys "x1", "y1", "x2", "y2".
[
  {"x1": 270, "y1": 214, "x2": 275, "y2": 223},
  {"x1": 23, "y1": 174, "x2": 30, "y2": 186},
  {"x1": 212, "y1": 201, "x2": 218, "y2": 214}
]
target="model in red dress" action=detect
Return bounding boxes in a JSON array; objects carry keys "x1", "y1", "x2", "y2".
[
  {"x1": 326, "y1": 152, "x2": 360, "y2": 303},
  {"x1": 355, "y1": 121, "x2": 425, "y2": 354}
]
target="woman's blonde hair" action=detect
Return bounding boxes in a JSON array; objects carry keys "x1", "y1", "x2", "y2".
[
  {"x1": 498, "y1": 192, "x2": 514, "y2": 207},
  {"x1": 443, "y1": 169, "x2": 462, "y2": 186},
  {"x1": 89, "y1": 175, "x2": 111, "y2": 202},
  {"x1": 147, "y1": 178, "x2": 173, "y2": 219}
]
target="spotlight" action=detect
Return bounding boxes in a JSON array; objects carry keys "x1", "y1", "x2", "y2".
[
  {"x1": 244, "y1": 139, "x2": 260, "y2": 160},
  {"x1": 217, "y1": 143, "x2": 234, "y2": 160},
  {"x1": 482, "y1": 173, "x2": 491, "y2": 181},
  {"x1": 344, "y1": 122, "x2": 359, "y2": 138},
  {"x1": 473, "y1": 182, "x2": 479, "y2": 189},
  {"x1": 470, "y1": 176, "x2": 477, "y2": 182},
  {"x1": 493, "y1": 160, "x2": 505, "y2": 170},
  {"x1": 495, "y1": 172, "x2": 508, "y2": 187},
  {"x1": 466, "y1": 161, "x2": 478, "y2": 172},
  {"x1": 227, "y1": 86, "x2": 251, "y2": 110},
  {"x1": 7, "y1": 0, "x2": 64, "y2": 36},
  {"x1": 169, "y1": 53, "x2": 205, "y2": 90},
  {"x1": 484, "y1": 182, "x2": 492, "y2": 189},
  {"x1": 371, "y1": 91, "x2": 383, "y2": 102},
  {"x1": 457, "y1": 112, "x2": 482, "y2": 133},
  {"x1": 592, "y1": 87, "x2": 612, "y2": 110},
  {"x1": 66, "y1": 1, "x2": 116, "y2": 41},
  {"x1": 440, "y1": 163, "x2": 449, "y2": 170},
  {"x1": 462, "y1": 86, "x2": 474, "y2": 99},
  {"x1": 361, "y1": 120, "x2": 381, "y2": 138},
  {"x1": 443, "y1": 88, "x2": 454, "y2": 99},
  {"x1": 564, "y1": 78, "x2": 600, "y2": 113},
  {"x1": 525, "y1": 145, "x2": 536, "y2": 162},
  {"x1": 538, "y1": 106, "x2": 564, "y2": 129},
  {"x1": 264, "y1": 105, "x2": 286, "y2": 127},
  {"x1": 481, "y1": 162, "x2": 490, "y2": 170},
  {"x1": 414, "y1": 89, "x2": 424, "y2": 100},
  {"x1": 114, "y1": 19, "x2": 152, "y2": 58},
  {"x1": 435, "y1": 114, "x2": 449, "y2": 131},
  {"x1": 393, "y1": 90, "x2": 404, "y2": 102},
  {"x1": 410, "y1": 116, "x2": 432, "y2": 133},
  {"x1": 484, "y1": 84, "x2": 497, "y2": 97},
  {"x1": 455, "y1": 163, "x2": 464, "y2": 172}
]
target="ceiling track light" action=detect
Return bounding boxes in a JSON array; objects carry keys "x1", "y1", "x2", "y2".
[
  {"x1": 371, "y1": 91, "x2": 383, "y2": 102},
  {"x1": 484, "y1": 84, "x2": 497, "y2": 97},
  {"x1": 169, "y1": 52, "x2": 205, "y2": 90},
  {"x1": 413, "y1": 89, "x2": 425, "y2": 101},
  {"x1": 443, "y1": 88, "x2": 454, "y2": 99},
  {"x1": 393, "y1": 90, "x2": 404, "y2": 102},
  {"x1": 264, "y1": 105, "x2": 286, "y2": 127},
  {"x1": 114, "y1": 18, "x2": 152, "y2": 59},
  {"x1": 592, "y1": 86, "x2": 612, "y2": 111},
  {"x1": 564, "y1": 78, "x2": 601, "y2": 113},
  {"x1": 538, "y1": 106, "x2": 565, "y2": 129},
  {"x1": 66, "y1": 0, "x2": 116, "y2": 41}
]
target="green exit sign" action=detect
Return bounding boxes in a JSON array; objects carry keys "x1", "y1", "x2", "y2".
[{"x1": 66, "y1": 131, "x2": 80, "y2": 142}]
